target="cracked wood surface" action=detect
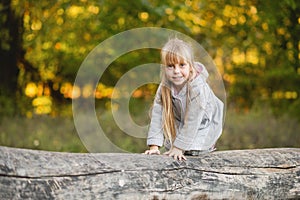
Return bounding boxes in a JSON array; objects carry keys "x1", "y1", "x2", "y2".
[{"x1": 0, "y1": 146, "x2": 299, "y2": 199}]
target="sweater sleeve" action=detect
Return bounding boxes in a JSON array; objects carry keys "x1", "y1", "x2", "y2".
[{"x1": 147, "y1": 85, "x2": 164, "y2": 147}]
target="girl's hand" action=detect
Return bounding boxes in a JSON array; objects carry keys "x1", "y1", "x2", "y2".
[
  {"x1": 164, "y1": 146, "x2": 186, "y2": 161},
  {"x1": 144, "y1": 145, "x2": 160, "y2": 155}
]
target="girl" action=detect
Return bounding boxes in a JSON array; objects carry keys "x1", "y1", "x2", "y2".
[{"x1": 144, "y1": 38, "x2": 224, "y2": 161}]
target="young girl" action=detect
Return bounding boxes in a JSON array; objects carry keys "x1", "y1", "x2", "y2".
[{"x1": 144, "y1": 38, "x2": 224, "y2": 161}]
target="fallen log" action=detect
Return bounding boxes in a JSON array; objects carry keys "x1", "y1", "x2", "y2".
[{"x1": 0, "y1": 146, "x2": 299, "y2": 199}]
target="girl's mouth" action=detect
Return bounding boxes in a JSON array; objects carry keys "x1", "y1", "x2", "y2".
[
  {"x1": 173, "y1": 76, "x2": 183, "y2": 79},
  {"x1": 172, "y1": 76, "x2": 184, "y2": 81}
]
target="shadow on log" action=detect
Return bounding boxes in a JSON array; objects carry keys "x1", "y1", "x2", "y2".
[{"x1": 0, "y1": 146, "x2": 299, "y2": 199}]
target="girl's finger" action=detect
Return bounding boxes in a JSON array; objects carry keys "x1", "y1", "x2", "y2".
[
  {"x1": 178, "y1": 155, "x2": 182, "y2": 161},
  {"x1": 174, "y1": 154, "x2": 179, "y2": 160},
  {"x1": 169, "y1": 152, "x2": 175, "y2": 157},
  {"x1": 154, "y1": 150, "x2": 160, "y2": 154}
]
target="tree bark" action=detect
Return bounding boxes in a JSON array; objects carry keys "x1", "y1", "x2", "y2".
[{"x1": 0, "y1": 146, "x2": 299, "y2": 199}]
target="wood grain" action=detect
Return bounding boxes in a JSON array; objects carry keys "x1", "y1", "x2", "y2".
[{"x1": 0, "y1": 146, "x2": 299, "y2": 199}]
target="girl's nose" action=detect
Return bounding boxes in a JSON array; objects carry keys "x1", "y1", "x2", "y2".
[{"x1": 174, "y1": 65, "x2": 180, "y2": 73}]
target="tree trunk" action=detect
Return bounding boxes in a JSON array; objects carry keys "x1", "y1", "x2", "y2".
[
  {"x1": 0, "y1": 0, "x2": 22, "y2": 94},
  {"x1": 0, "y1": 146, "x2": 299, "y2": 199}
]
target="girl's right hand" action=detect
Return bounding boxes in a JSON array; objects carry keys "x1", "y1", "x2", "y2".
[{"x1": 144, "y1": 145, "x2": 160, "y2": 155}]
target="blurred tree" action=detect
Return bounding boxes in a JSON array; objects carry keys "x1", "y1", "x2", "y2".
[
  {"x1": 257, "y1": 0, "x2": 300, "y2": 118},
  {"x1": 171, "y1": 0, "x2": 300, "y2": 118},
  {"x1": 1, "y1": 0, "x2": 300, "y2": 153},
  {"x1": 0, "y1": 0, "x2": 299, "y2": 119},
  {"x1": 0, "y1": 0, "x2": 23, "y2": 116}
]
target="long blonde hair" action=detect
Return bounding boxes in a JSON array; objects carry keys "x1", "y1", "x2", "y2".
[{"x1": 160, "y1": 38, "x2": 197, "y2": 144}]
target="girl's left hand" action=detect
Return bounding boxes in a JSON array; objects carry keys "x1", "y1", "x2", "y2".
[{"x1": 164, "y1": 146, "x2": 186, "y2": 161}]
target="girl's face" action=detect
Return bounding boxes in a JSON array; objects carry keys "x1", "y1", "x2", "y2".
[{"x1": 164, "y1": 60, "x2": 191, "y2": 91}]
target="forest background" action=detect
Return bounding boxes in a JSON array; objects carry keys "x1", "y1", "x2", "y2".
[{"x1": 0, "y1": 0, "x2": 299, "y2": 153}]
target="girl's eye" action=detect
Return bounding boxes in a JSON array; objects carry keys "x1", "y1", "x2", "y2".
[
  {"x1": 167, "y1": 65, "x2": 174, "y2": 69},
  {"x1": 180, "y1": 63, "x2": 186, "y2": 67}
]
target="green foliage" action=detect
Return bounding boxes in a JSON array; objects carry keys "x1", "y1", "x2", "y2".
[
  {"x1": 4, "y1": 0, "x2": 299, "y2": 116},
  {"x1": 0, "y1": 0, "x2": 299, "y2": 152}
]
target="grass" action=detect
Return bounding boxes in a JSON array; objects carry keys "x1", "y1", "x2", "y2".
[
  {"x1": 218, "y1": 106, "x2": 300, "y2": 150},
  {"x1": 0, "y1": 115, "x2": 87, "y2": 152},
  {"x1": 0, "y1": 103, "x2": 299, "y2": 153}
]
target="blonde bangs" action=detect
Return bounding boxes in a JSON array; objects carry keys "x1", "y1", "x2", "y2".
[
  {"x1": 161, "y1": 44, "x2": 193, "y2": 67},
  {"x1": 163, "y1": 51, "x2": 186, "y2": 66}
]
